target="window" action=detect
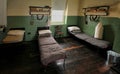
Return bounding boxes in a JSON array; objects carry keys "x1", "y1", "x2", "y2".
[
  {"x1": 51, "y1": 10, "x2": 64, "y2": 23},
  {"x1": 51, "y1": 0, "x2": 66, "y2": 24}
]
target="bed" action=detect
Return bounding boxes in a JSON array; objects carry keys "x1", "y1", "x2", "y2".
[
  {"x1": 0, "y1": 28, "x2": 25, "y2": 56},
  {"x1": 2, "y1": 28, "x2": 25, "y2": 44},
  {"x1": 67, "y1": 26, "x2": 111, "y2": 49},
  {"x1": 37, "y1": 27, "x2": 66, "y2": 68}
]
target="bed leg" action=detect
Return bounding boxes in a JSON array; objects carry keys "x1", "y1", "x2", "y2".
[{"x1": 63, "y1": 59, "x2": 65, "y2": 70}]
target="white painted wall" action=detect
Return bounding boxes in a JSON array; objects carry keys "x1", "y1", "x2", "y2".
[
  {"x1": 79, "y1": 0, "x2": 120, "y2": 18},
  {"x1": 7, "y1": 0, "x2": 51, "y2": 16},
  {"x1": 66, "y1": 0, "x2": 80, "y2": 16}
]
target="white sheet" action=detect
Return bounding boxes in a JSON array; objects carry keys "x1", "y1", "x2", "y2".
[
  {"x1": 38, "y1": 30, "x2": 52, "y2": 37},
  {"x1": 3, "y1": 35, "x2": 24, "y2": 43},
  {"x1": 2, "y1": 30, "x2": 25, "y2": 43},
  {"x1": 68, "y1": 26, "x2": 81, "y2": 32},
  {"x1": 7, "y1": 30, "x2": 25, "y2": 35}
]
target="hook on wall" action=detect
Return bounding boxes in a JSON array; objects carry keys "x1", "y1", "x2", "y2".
[
  {"x1": 37, "y1": 14, "x2": 44, "y2": 20},
  {"x1": 90, "y1": 15, "x2": 100, "y2": 22}
]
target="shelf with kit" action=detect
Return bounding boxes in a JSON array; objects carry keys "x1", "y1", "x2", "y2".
[
  {"x1": 29, "y1": 6, "x2": 51, "y2": 20},
  {"x1": 83, "y1": 6, "x2": 109, "y2": 16},
  {"x1": 29, "y1": 6, "x2": 51, "y2": 15},
  {"x1": 83, "y1": 6, "x2": 109, "y2": 24}
]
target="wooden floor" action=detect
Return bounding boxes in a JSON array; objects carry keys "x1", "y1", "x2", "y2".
[
  {"x1": 55, "y1": 38, "x2": 112, "y2": 74},
  {"x1": 0, "y1": 37, "x2": 115, "y2": 74}
]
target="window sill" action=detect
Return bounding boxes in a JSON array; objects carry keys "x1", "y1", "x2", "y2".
[{"x1": 51, "y1": 22, "x2": 64, "y2": 25}]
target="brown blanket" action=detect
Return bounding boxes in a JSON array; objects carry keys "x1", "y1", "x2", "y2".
[
  {"x1": 38, "y1": 36, "x2": 57, "y2": 46},
  {"x1": 68, "y1": 31, "x2": 110, "y2": 49},
  {"x1": 40, "y1": 44, "x2": 65, "y2": 66}
]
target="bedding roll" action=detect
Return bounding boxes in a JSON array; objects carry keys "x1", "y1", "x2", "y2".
[{"x1": 94, "y1": 22, "x2": 103, "y2": 39}]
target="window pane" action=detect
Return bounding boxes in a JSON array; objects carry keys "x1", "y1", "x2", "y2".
[{"x1": 51, "y1": 10, "x2": 64, "y2": 22}]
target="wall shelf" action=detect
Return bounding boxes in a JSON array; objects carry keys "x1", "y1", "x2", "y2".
[
  {"x1": 83, "y1": 6, "x2": 109, "y2": 16},
  {"x1": 29, "y1": 6, "x2": 51, "y2": 15},
  {"x1": 83, "y1": 6, "x2": 109, "y2": 24},
  {"x1": 29, "y1": 6, "x2": 51, "y2": 21}
]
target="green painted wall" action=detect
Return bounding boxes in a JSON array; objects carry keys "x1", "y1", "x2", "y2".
[
  {"x1": 7, "y1": 16, "x2": 49, "y2": 41},
  {"x1": 78, "y1": 16, "x2": 97, "y2": 36},
  {"x1": 66, "y1": 16, "x2": 79, "y2": 25},
  {"x1": 78, "y1": 16, "x2": 120, "y2": 53},
  {"x1": 4, "y1": 16, "x2": 78, "y2": 42}
]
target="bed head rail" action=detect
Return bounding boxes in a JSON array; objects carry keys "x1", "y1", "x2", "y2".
[
  {"x1": 37, "y1": 26, "x2": 50, "y2": 36},
  {"x1": 37, "y1": 26, "x2": 49, "y2": 30},
  {"x1": 67, "y1": 25, "x2": 79, "y2": 27},
  {"x1": 9, "y1": 28, "x2": 25, "y2": 30}
]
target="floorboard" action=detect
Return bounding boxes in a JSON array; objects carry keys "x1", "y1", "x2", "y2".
[{"x1": 0, "y1": 38, "x2": 114, "y2": 74}]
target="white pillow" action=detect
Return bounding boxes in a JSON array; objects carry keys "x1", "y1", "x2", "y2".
[
  {"x1": 94, "y1": 22, "x2": 104, "y2": 39},
  {"x1": 68, "y1": 26, "x2": 81, "y2": 32},
  {"x1": 38, "y1": 30, "x2": 52, "y2": 37},
  {"x1": 7, "y1": 30, "x2": 25, "y2": 35}
]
